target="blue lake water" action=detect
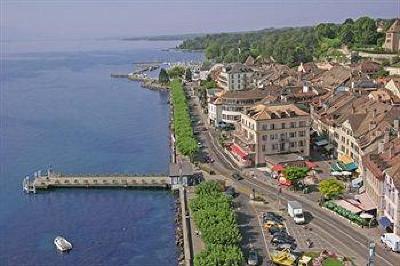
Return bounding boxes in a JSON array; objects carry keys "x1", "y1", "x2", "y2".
[{"x1": 0, "y1": 39, "x2": 203, "y2": 266}]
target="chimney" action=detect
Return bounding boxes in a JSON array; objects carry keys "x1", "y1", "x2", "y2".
[
  {"x1": 303, "y1": 83, "x2": 309, "y2": 93},
  {"x1": 369, "y1": 121, "x2": 376, "y2": 131},
  {"x1": 384, "y1": 129, "x2": 390, "y2": 144},
  {"x1": 378, "y1": 141, "x2": 385, "y2": 154},
  {"x1": 388, "y1": 144, "x2": 394, "y2": 159},
  {"x1": 394, "y1": 119, "x2": 399, "y2": 132}
]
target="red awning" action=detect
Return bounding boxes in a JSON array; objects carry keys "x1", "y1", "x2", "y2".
[
  {"x1": 305, "y1": 161, "x2": 317, "y2": 169},
  {"x1": 231, "y1": 144, "x2": 248, "y2": 159},
  {"x1": 272, "y1": 164, "x2": 285, "y2": 172}
]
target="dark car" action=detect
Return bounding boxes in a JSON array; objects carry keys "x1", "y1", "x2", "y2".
[
  {"x1": 275, "y1": 242, "x2": 297, "y2": 251},
  {"x1": 224, "y1": 187, "x2": 237, "y2": 198},
  {"x1": 247, "y1": 248, "x2": 259, "y2": 266},
  {"x1": 204, "y1": 155, "x2": 215, "y2": 163},
  {"x1": 271, "y1": 234, "x2": 296, "y2": 245},
  {"x1": 263, "y1": 212, "x2": 283, "y2": 223},
  {"x1": 269, "y1": 225, "x2": 287, "y2": 235},
  {"x1": 232, "y1": 172, "x2": 243, "y2": 180}
]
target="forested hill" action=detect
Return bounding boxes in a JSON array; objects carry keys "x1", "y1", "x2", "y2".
[{"x1": 178, "y1": 17, "x2": 394, "y2": 66}]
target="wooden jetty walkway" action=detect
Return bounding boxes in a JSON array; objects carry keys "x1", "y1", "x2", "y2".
[{"x1": 23, "y1": 170, "x2": 170, "y2": 193}]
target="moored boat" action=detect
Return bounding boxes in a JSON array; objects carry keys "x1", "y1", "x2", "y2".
[{"x1": 54, "y1": 236, "x2": 72, "y2": 252}]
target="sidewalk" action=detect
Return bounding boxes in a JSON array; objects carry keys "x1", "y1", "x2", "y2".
[{"x1": 186, "y1": 187, "x2": 205, "y2": 256}]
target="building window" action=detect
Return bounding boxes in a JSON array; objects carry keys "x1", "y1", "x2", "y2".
[
  {"x1": 299, "y1": 140, "x2": 304, "y2": 147},
  {"x1": 299, "y1": 121, "x2": 306, "y2": 127},
  {"x1": 298, "y1": 131, "x2": 305, "y2": 137},
  {"x1": 262, "y1": 135, "x2": 267, "y2": 141},
  {"x1": 271, "y1": 124, "x2": 275, "y2": 130},
  {"x1": 290, "y1": 142, "x2": 296, "y2": 148},
  {"x1": 281, "y1": 123, "x2": 286, "y2": 129},
  {"x1": 272, "y1": 144, "x2": 278, "y2": 151},
  {"x1": 262, "y1": 145, "x2": 266, "y2": 152},
  {"x1": 289, "y1": 132, "x2": 297, "y2": 138},
  {"x1": 290, "y1": 122, "x2": 296, "y2": 128}
]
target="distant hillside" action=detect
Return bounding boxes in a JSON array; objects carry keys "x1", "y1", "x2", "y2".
[
  {"x1": 179, "y1": 17, "x2": 395, "y2": 66},
  {"x1": 122, "y1": 33, "x2": 206, "y2": 41}
]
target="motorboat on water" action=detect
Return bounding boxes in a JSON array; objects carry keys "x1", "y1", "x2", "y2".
[{"x1": 54, "y1": 236, "x2": 72, "y2": 252}]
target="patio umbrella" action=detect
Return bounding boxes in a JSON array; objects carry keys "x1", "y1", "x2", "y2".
[
  {"x1": 378, "y1": 216, "x2": 392, "y2": 229},
  {"x1": 360, "y1": 213, "x2": 374, "y2": 219}
]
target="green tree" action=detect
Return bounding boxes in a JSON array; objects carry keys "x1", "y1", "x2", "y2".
[
  {"x1": 190, "y1": 181, "x2": 244, "y2": 266},
  {"x1": 283, "y1": 166, "x2": 308, "y2": 181},
  {"x1": 319, "y1": 178, "x2": 345, "y2": 199},
  {"x1": 168, "y1": 65, "x2": 186, "y2": 79},
  {"x1": 158, "y1": 68, "x2": 169, "y2": 84},
  {"x1": 185, "y1": 68, "x2": 192, "y2": 81}
]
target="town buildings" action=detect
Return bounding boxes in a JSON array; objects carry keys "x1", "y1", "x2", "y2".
[
  {"x1": 383, "y1": 19, "x2": 400, "y2": 53},
  {"x1": 207, "y1": 88, "x2": 277, "y2": 126},
  {"x1": 217, "y1": 63, "x2": 254, "y2": 91},
  {"x1": 229, "y1": 104, "x2": 310, "y2": 167},
  {"x1": 310, "y1": 93, "x2": 400, "y2": 166}
]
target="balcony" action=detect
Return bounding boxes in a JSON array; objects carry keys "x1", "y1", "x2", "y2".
[{"x1": 233, "y1": 130, "x2": 255, "y2": 145}]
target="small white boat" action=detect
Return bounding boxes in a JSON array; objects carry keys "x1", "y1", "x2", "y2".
[{"x1": 54, "y1": 236, "x2": 72, "y2": 252}]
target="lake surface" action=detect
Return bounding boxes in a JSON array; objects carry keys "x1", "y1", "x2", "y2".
[{"x1": 0, "y1": 39, "x2": 203, "y2": 266}]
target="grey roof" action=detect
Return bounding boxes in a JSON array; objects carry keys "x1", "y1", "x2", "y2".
[
  {"x1": 225, "y1": 63, "x2": 252, "y2": 74},
  {"x1": 169, "y1": 161, "x2": 193, "y2": 177}
]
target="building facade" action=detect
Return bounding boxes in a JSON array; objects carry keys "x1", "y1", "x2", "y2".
[
  {"x1": 217, "y1": 63, "x2": 254, "y2": 91},
  {"x1": 383, "y1": 19, "x2": 400, "y2": 53},
  {"x1": 208, "y1": 89, "x2": 273, "y2": 126},
  {"x1": 230, "y1": 104, "x2": 310, "y2": 167}
]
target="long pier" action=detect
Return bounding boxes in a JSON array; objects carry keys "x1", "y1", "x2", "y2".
[{"x1": 23, "y1": 170, "x2": 170, "y2": 193}]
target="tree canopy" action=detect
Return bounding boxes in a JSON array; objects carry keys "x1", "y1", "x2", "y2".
[
  {"x1": 168, "y1": 65, "x2": 186, "y2": 79},
  {"x1": 170, "y1": 80, "x2": 198, "y2": 158},
  {"x1": 319, "y1": 178, "x2": 345, "y2": 199},
  {"x1": 185, "y1": 68, "x2": 192, "y2": 81},
  {"x1": 158, "y1": 68, "x2": 170, "y2": 84},
  {"x1": 283, "y1": 166, "x2": 308, "y2": 181},
  {"x1": 179, "y1": 17, "x2": 393, "y2": 66},
  {"x1": 190, "y1": 181, "x2": 244, "y2": 266}
]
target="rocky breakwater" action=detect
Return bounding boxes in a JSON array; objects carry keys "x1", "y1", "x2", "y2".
[
  {"x1": 174, "y1": 190, "x2": 185, "y2": 265},
  {"x1": 128, "y1": 74, "x2": 169, "y2": 90}
]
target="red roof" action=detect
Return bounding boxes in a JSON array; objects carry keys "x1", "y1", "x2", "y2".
[
  {"x1": 305, "y1": 161, "x2": 317, "y2": 169},
  {"x1": 272, "y1": 164, "x2": 285, "y2": 172},
  {"x1": 231, "y1": 144, "x2": 248, "y2": 159}
]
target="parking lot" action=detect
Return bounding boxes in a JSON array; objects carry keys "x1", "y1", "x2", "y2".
[{"x1": 254, "y1": 201, "x2": 339, "y2": 257}]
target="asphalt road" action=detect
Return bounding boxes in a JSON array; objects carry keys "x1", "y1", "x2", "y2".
[{"x1": 187, "y1": 91, "x2": 400, "y2": 266}]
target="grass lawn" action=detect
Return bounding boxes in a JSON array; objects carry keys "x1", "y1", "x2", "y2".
[{"x1": 322, "y1": 258, "x2": 344, "y2": 266}]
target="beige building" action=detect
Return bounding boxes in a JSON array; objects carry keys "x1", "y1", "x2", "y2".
[
  {"x1": 230, "y1": 104, "x2": 310, "y2": 167},
  {"x1": 217, "y1": 63, "x2": 254, "y2": 91},
  {"x1": 208, "y1": 89, "x2": 276, "y2": 126},
  {"x1": 383, "y1": 19, "x2": 400, "y2": 53},
  {"x1": 311, "y1": 93, "x2": 400, "y2": 167}
]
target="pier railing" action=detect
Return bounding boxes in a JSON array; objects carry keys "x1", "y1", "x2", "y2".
[{"x1": 23, "y1": 170, "x2": 170, "y2": 193}]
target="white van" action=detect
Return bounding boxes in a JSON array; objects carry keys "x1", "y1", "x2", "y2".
[{"x1": 381, "y1": 233, "x2": 400, "y2": 252}]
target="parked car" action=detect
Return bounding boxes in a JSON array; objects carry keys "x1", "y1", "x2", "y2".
[
  {"x1": 271, "y1": 234, "x2": 295, "y2": 245},
  {"x1": 263, "y1": 220, "x2": 284, "y2": 229},
  {"x1": 232, "y1": 172, "x2": 243, "y2": 180},
  {"x1": 205, "y1": 155, "x2": 215, "y2": 163},
  {"x1": 381, "y1": 233, "x2": 400, "y2": 252},
  {"x1": 247, "y1": 248, "x2": 259, "y2": 266},
  {"x1": 263, "y1": 212, "x2": 283, "y2": 222},
  {"x1": 275, "y1": 242, "x2": 297, "y2": 251},
  {"x1": 224, "y1": 187, "x2": 237, "y2": 198},
  {"x1": 269, "y1": 225, "x2": 287, "y2": 235}
]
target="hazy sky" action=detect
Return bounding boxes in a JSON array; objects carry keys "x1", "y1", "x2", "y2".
[{"x1": 1, "y1": 0, "x2": 399, "y2": 40}]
